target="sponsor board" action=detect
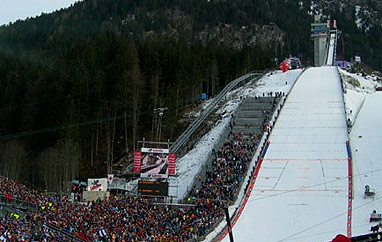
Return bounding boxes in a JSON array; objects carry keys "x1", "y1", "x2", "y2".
[
  {"x1": 134, "y1": 147, "x2": 177, "y2": 176},
  {"x1": 87, "y1": 178, "x2": 108, "y2": 191}
]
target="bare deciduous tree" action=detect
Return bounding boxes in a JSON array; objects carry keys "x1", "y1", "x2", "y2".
[
  {"x1": 38, "y1": 139, "x2": 80, "y2": 193},
  {"x1": 0, "y1": 140, "x2": 28, "y2": 183}
]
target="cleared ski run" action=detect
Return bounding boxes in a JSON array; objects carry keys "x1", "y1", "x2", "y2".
[{"x1": 222, "y1": 66, "x2": 350, "y2": 242}]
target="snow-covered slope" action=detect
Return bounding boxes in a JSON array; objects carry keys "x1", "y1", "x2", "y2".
[
  {"x1": 340, "y1": 68, "x2": 381, "y2": 128},
  {"x1": 350, "y1": 92, "x2": 382, "y2": 236},
  {"x1": 221, "y1": 66, "x2": 350, "y2": 242}
]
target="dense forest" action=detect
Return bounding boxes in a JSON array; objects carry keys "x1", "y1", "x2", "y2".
[
  {"x1": 0, "y1": 0, "x2": 380, "y2": 191},
  {"x1": 0, "y1": 31, "x2": 273, "y2": 192}
]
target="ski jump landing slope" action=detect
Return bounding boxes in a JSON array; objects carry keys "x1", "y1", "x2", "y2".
[{"x1": 223, "y1": 66, "x2": 350, "y2": 242}]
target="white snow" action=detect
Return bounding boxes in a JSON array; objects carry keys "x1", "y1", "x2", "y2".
[
  {"x1": 202, "y1": 66, "x2": 382, "y2": 242},
  {"x1": 355, "y1": 5, "x2": 363, "y2": 30},
  {"x1": 308, "y1": 1, "x2": 318, "y2": 16},
  {"x1": 340, "y1": 68, "x2": 380, "y2": 127},
  {"x1": 220, "y1": 66, "x2": 350, "y2": 242},
  {"x1": 350, "y1": 92, "x2": 382, "y2": 236}
]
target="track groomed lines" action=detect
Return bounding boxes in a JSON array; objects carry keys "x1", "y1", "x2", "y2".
[
  {"x1": 263, "y1": 158, "x2": 348, "y2": 162},
  {"x1": 253, "y1": 189, "x2": 348, "y2": 193}
]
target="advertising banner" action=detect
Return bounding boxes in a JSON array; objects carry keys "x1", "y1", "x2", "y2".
[
  {"x1": 133, "y1": 151, "x2": 142, "y2": 173},
  {"x1": 87, "y1": 178, "x2": 108, "y2": 191},
  {"x1": 140, "y1": 148, "x2": 169, "y2": 178},
  {"x1": 168, "y1": 153, "x2": 176, "y2": 175}
]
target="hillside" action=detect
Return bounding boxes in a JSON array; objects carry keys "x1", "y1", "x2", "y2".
[
  {"x1": 0, "y1": 0, "x2": 381, "y2": 191},
  {"x1": 0, "y1": 0, "x2": 381, "y2": 68}
]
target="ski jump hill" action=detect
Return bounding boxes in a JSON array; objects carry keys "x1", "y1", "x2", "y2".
[{"x1": 221, "y1": 66, "x2": 352, "y2": 242}]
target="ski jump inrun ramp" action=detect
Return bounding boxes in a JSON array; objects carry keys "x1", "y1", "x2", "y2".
[{"x1": 222, "y1": 66, "x2": 351, "y2": 242}]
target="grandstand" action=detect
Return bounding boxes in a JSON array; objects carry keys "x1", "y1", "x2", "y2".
[{"x1": 0, "y1": 92, "x2": 283, "y2": 241}]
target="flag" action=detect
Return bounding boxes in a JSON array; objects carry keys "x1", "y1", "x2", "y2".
[
  {"x1": 0, "y1": 232, "x2": 7, "y2": 242},
  {"x1": 99, "y1": 228, "x2": 107, "y2": 237},
  {"x1": 107, "y1": 174, "x2": 114, "y2": 185},
  {"x1": 5, "y1": 193, "x2": 13, "y2": 200}
]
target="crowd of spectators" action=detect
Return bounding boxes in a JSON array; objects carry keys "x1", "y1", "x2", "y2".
[
  {"x1": 0, "y1": 133, "x2": 252, "y2": 241},
  {"x1": 0, "y1": 176, "x2": 44, "y2": 204},
  {"x1": 0, "y1": 176, "x2": 73, "y2": 241},
  {"x1": 40, "y1": 195, "x2": 225, "y2": 241},
  {"x1": 0, "y1": 215, "x2": 71, "y2": 241},
  {"x1": 190, "y1": 131, "x2": 258, "y2": 203},
  {"x1": 0, "y1": 176, "x2": 224, "y2": 241},
  {"x1": 0, "y1": 98, "x2": 277, "y2": 241}
]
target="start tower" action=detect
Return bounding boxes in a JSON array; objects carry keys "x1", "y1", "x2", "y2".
[{"x1": 311, "y1": 15, "x2": 338, "y2": 66}]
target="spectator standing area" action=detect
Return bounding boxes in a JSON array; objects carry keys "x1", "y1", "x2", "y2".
[{"x1": 222, "y1": 66, "x2": 350, "y2": 242}]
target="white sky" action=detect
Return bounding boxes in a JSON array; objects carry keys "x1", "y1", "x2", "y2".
[{"x1": 0, "y1": 0, "x2": 81, "y2": 26}]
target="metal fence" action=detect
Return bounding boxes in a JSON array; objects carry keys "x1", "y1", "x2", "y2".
[
  {"x1": 0, "y1": 194, "x2": 38, "y2": 212},
  {"x1": 170, "y1": 72, "x2": 265, "y2": 155}
]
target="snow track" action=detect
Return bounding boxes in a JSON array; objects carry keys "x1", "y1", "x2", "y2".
[
  {"x1": 221, "y1": 66, "x2": 350, "y2": 242},
  {"x1": 326, "y1": 33, "x2": 336, "y2": 66}
]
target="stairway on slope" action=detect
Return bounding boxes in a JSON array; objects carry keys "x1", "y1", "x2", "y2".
[
  {"x1": 232, "y1": 97, "x2": 277, "y2": 140},
  {"x1": 188, "y1": 96, "x2": 278, "y2": 198}
]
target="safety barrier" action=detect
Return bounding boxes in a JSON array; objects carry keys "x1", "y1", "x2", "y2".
[
  {"x1": 0, "y1": 194, "x2": 38, "y2": 212},
  {"x1": 346, "y1": 140, "x2": 353, "y2": 238},
  {"x1": 210, "y1": 68, "x2": 306, "y2": 242},
  {"x1": 44, "y1": 222, "x2": 86, "y2": 242}
]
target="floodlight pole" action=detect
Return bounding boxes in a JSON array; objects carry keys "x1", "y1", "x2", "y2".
[{"x1": 154, "y1": 107, "x2": 168, "y2": 142}]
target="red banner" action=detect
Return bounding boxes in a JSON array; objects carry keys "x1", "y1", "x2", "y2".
[
  {"x1": 133, "y1": 151, "x2": 142, "y2": 173},
  {"x1": 168, "y1": 153, "x2": 176, "y2": 175}
]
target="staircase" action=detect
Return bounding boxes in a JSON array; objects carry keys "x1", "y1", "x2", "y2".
[
  {"x1": 232, "y1": 97, "x2": 277, "y2": 138},
  {"x1": 189, "y1": 96, "x2": 278, "y2": 194}
]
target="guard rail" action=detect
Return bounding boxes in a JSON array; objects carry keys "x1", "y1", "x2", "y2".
[{"x1": 170, "y1": 71, "x2": 265, "y2": 154}]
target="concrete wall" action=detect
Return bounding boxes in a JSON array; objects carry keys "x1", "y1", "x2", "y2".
[
  {"x1": 82, "y1": 191, "x2": 110, "y2": 202},
  {"x1": 313, "y1": 36, "x2": 328, "y2": 67}
]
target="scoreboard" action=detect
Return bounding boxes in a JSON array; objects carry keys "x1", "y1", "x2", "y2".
[{"x1": 138, "y1": 180, "x2": 169, "y2": 196}]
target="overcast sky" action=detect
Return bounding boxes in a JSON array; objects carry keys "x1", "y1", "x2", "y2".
[{"x1": 0, "y1": 0, "x2": 81, "y2": 26}]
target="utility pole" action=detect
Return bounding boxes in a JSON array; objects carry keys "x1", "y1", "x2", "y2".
[{"x1": 154, "y1": 107, "x2": 168, "y2": 141}]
